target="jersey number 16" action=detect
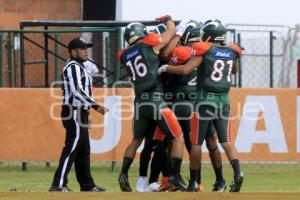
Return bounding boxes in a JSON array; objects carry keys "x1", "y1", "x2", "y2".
[{"x1": 126, "y1": 55, "x2": 147, "y2": 81}]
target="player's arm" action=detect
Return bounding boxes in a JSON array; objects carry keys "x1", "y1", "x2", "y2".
[
  {"x1": 158, "y1": 41, "x2": 211, "y2": 75},
  {"x1": 228, "y1": 44, "x2": 243, "y2": 75},
  {"x1": 116, "y1": 48, "x2": 132, "y2": 80},
  {"x1": 160, "y1": 20, "x2": 189, "y2": 59},
  {"x1": 232, "y1": 60, "x2": 238, "y2": 74},
  {"x1": 159, "y1": 56, "x2": 203, "y2": 75},
  {"x1": 160, "y1": 35, "x2": 180, "y2": 60},
  {"x1": 152, "y1": 16, "x2": 175, "y2": 54}
]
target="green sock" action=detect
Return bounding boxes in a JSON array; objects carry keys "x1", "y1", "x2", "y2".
[
  {"x1": 214, "y1": 166, "x2": 224, "y2": 182},
  {"x1": 230, "y1": 159, "x2": 241, "y2": 177},
  {"x1": 190, "y1": 169, "x2": 198, "y2": 182},
  {"x1": 169, "y1": 157, "x2": 182, "y2": 175},
  {"x1": 121, "y1": 157, "x2": 133, "y2": 175}
]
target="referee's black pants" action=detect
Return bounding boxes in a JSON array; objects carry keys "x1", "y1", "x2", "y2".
[{"x1": 51, "y1": 105, "x2": 96, "y2": 190}]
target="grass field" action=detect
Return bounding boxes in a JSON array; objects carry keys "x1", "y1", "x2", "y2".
[
  {"x1": 1, "y1": 192, "x2": 300, "y2": 200},
  {"x1": 0, "y1": 161, "x2": 299, "y2": 193}
]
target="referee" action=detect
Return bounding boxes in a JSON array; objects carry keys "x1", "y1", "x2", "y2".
[{"x1": 49, "y1": 37, "x2": 109, "y2": 192}]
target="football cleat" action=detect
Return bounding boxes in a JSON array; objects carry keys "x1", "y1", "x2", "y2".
[
  {"x1": 198, "y1": 182, "x2": 204, "y2": 192},
  {"x1": 186, "y1": 180, "x2": 198, "y2": 192},
  {"x1": 156, "y1": 183, "x2": 171, "y2": 192},
  {"x1": 48, "y1": 186, "x2": 72, "y2": 192},
  {"x1": 118, "y1": 173, "x2": 132, "y2": 192},
  {"x1": 136, "y1": 176, "x2": 148, "y2": 192},
  {"x1": 168, "y1": 174, "x2": 188, "y2": 192},
  {"x1": 212, "y1": 180, "x2": 227, "y2": 192},
  {"x1": 229, "y1": 172, "x2": 244, "y2": 192},
  {"x1": 81, "y1": 185, "x2": 106, "y2": 192},
  {"x1": 144, "y1": 182, "x2": 161, "y2": 192}
]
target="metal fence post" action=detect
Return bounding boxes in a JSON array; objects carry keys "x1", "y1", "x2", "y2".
[
  {"x1": 105, "y1": 36, "x2": 110, "y2": 85},
  {"x1": 111, "y1": 28, "x2": 123, "y2": 171},
  {"x1": 13, "y1": 32, "x2": 19, "y2": 87},
  {"x1": 54, "y1": 33, "x2": 59, "y2": 82},
  {"x1": 20, "y1": 26, "x2": 25, "y2": 87},
  {"x1": 6, "y1": 33, "x2": 13, "y2": 87},
  {"x1": 44, "y1": 26, "x2": 49, "y2": 87},
  {"x1": 270, "y1": 31, "x2": 274, "y2": 88},
  {"x1": 237, "y1": 33, "x2": 242, "y2": 87},
  {"x1": 115, "y1": 28, "x2": 122, "y2": 81}
]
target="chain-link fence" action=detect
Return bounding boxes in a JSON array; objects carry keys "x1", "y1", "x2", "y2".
[
  {"x1": 226, "y1": 24, "x2": 300, "y2": 88},
  {"x1": 1, "y1": 22, "x2": 300, "y2": 88},
  {"x1": 285, "y1": 25, "x2": 300, "y2": 87}
]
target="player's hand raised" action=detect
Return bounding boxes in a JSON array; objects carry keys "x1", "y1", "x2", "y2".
[{"x1": 155, "y1": 15, "x2": 172, "y2": 23}]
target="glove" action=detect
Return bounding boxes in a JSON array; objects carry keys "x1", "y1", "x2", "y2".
[
  {"x1": 176, "y1": 20, "x2": 189, "y2": 37},
  {"x1": 157, "y1": 64, "x2": 168, "y2": 75},
  {"x1": 155, "y1": 15, "x2": 172, "y2": 23}
]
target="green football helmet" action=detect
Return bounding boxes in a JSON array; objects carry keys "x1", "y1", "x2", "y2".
[
  {"x1": 153, "y1": 23, "x2": 167, "y2": 35},
  {"x1": 124, "y1": 22, "x2": 148, "y2": 45},
  {"x1": 180, "y1": 20, "x2": 203, "y2": 45},
  {"x1": 200, "y1": 19, "x2": 226, "y2": 42}
]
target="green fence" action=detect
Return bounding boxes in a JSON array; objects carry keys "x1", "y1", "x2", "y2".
[
  {"x1": 0, "y1": 31, "x2": 20, "y2": 87},
  {"x1": 0, "y1": 22, "x2": 300, "y2": 88},
  {"x1": 0, "y1": 28, "x2": 123, "y2": 87},
  {"x1": 226, "y1": 24, "x2": 299, "y2": 88}
]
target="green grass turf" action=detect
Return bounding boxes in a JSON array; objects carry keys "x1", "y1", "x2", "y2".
[
  {"x1": 1, "y1": 192, "x2": 300, "y2": 200},
  {"x1": 0, "y1": 162, "x2": 299, "y2": 192}
]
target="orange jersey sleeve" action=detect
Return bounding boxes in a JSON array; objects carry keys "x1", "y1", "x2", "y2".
[
  {"x1": 228, "y1": 44, "x2": 243, "y2": 57},
  {"x1": 116, "y1": 48, "x2": 125, "y2": 61},
  {"x1": 153, "y1": 127, "x2": 165, "y2": 141},
  {"x1": 191, "y1": 42, "x2": 212, "y2": 56},
  {"x1": 141, "y1": 32, "x2": 161, "y2": 46},
  {"x1": 168, "y1": 46, "x2": 192, "y2": 64}
]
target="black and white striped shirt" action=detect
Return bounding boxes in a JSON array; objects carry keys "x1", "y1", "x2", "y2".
[{"x1": 62, "y1": 59, "x2": 100, "y2": 110}]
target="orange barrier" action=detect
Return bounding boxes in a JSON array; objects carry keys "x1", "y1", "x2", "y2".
[{"x1": 0, "y1": 88, "x2": 299, "y2": 162}]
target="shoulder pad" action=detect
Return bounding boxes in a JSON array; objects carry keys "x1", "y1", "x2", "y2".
[
  {"x1": 169, "y1": 46, "x2": 191, "y2": 64},
  {"x1": 191, "y1": 42, "x2": 212, "y2": 56},
  {"x1": 141, "y1": 33, "x2": 161, "y2": 46},
  {"x1": 228, "y1": 44, "x2": 243, "y2": 57},
  {"x1": 116, "y1": 48, "x2": 125, "y2": 61}
]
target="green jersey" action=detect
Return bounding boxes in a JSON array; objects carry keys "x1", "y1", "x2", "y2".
[
  {"x1": 171, "y1": 71, "x2": 197, "y2": 100},
  {"x1": 193, "y1": 42, "x2": 239, "y2": 93},
  {"x1": 168, "y1": 46, "x2": 196, "y2": 100},
  {"x1": 120, "y1": 33, "x2": 163, "y2": 95}
]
